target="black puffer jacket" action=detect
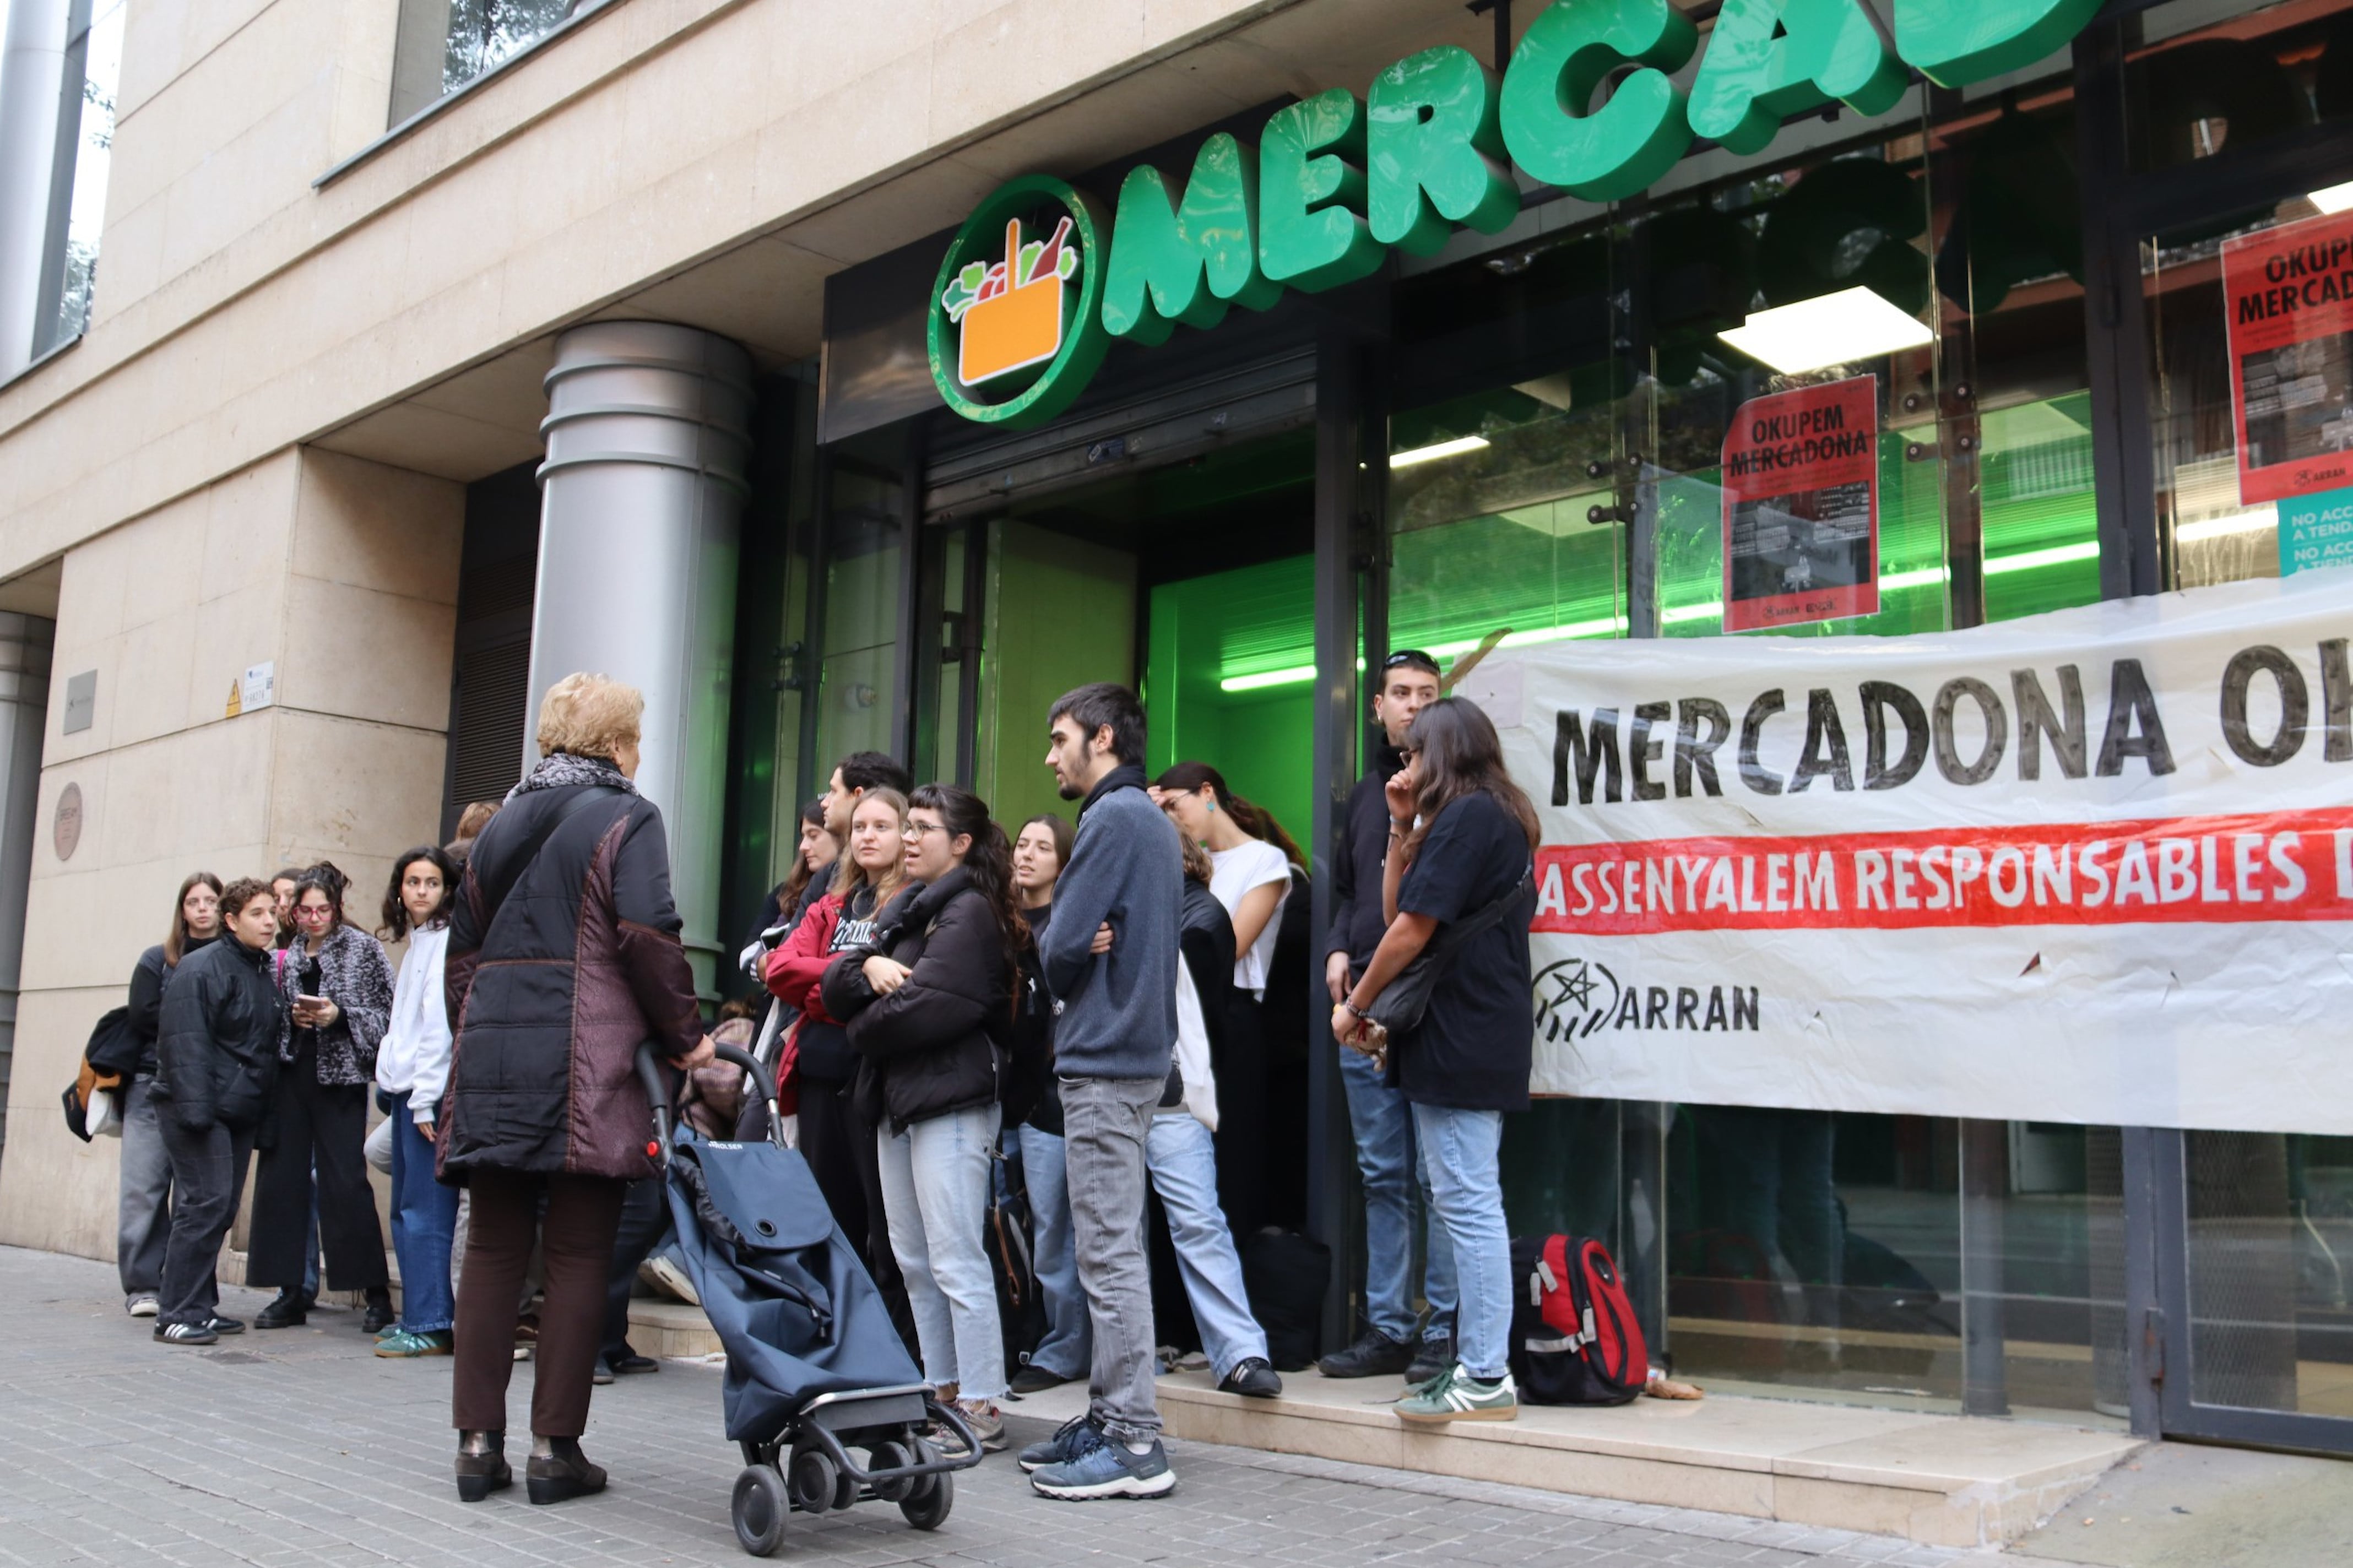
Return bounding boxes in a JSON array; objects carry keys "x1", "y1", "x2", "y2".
[
  {"x1": 154, "y1": 937, "x2": 284, "y2": 1132},
  {"x1": 823, "y1": 869, "x2": 1010, "y2": 1134}
]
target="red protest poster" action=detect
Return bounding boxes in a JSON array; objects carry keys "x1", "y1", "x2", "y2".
[
  {"x1": 1720, "y1": 375, "x2": 1879, "y2": 633},
  {"x1": 2221, "y1": 211, "x2": 2353, "y2": 504}
]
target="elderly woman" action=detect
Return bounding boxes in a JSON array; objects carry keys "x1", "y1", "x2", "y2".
[{"x1": 440, "y1": 673, "x2": 712, "y2": 1505}]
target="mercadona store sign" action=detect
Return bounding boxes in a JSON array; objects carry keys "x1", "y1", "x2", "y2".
[{"x1": 928, "y1": 0, "x2": 2102, "y2": 426}]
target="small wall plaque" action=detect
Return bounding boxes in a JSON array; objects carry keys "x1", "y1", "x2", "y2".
[
  {"x1": 62, "y1": 670, "x2": 94, "y2": 734},
  {"x1": 53, "y1": 782, "x2": 82, "y2": 862}
]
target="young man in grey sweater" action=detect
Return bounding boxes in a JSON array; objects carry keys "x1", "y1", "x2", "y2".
[{"x1": 1021, "y1": 682, "x2": 1184, "y2": 1500}]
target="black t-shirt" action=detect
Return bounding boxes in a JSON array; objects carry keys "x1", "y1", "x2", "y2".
[{"x1": 1393, "y1": 791, "x2": 1535, "y2": 1113}]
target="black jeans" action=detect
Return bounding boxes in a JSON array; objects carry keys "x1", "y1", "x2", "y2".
[
  {"x1": 602, "y1": 1177, "x2": 671, "y2": 1364},
  {"x1": 799, "y1": 1077, "x2": 917, "y2": 1350},
  {"x1": 156, "y1": 1118, "x2": 257, "y2": 1327},
  {"x1": 248, "y1": 1046, "x2": 387, "y2": 1293}
]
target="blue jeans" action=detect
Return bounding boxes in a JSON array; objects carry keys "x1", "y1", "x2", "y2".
[
  {"x1": 1412, "y1": 1103, "x2": 1510, "y2": 1382},
  {"x1": 1339, "y1": 1048, "x2": 1456, "y2": 1344},
  {"x1": 387, "y1": 1092, "x2": 458, "y2": 1333},
  {"x1": 1016, "y1": 1124, "x2": 1090, "y2": 1380},
  {"x1": 877, "y1": 1104, "x2": 1006, "y2": 1401},
  {"x1": 1146, "y1": 1113, "x2": 1268, "y2": 1383}
]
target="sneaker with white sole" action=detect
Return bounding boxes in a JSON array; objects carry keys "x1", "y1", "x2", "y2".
[
  {"x1": 642, "y1": 1254, "x2": 700, "y2": 1306},
  {"x1": 1017, "y1": 1413, "x2": 1102, "y2": 1474},
  {"x1": 1029, "y1": 1436, "x2": 1175, "y2": 1500},
  {"x1": 154, "y1": 1321, "x2": 218, "y2": 1345},
  {"x1": 126, "y1": 1295, "x2": 159, "y2": 1318},
  {"x1": 1396, "y1": 1364, "x2": 1517, "y2": 1423}
]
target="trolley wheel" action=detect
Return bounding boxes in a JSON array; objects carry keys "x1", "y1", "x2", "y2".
[
  {"x1": 731, "y1": 1466, "x2": 789, "y2": 1557},
  {"x1": 865, "y1": 1439, "x2": 915, "y2": 1504},
  {"x1": 898, "y1": 1437, "x2": 952, "y2": 1531},
  {"x1": 787, "y1": 1444, "x2": 839, "y2": 1513}
]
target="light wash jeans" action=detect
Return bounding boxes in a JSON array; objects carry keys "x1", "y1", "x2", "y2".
[
  {"x1": 1337, "y1": 1048, "x2": 1457, "y2": 1345},
  {"x1": 117, "y1": 1076, "x2": 175, "y2": 1300},
  {"x1": 1146, "y1": 1111, "x2": 1268, "y2": 1382},
  {"x1": 1061, "y1": 1073, "x2": 1165, "y2": 1444},
  {"x1": 387, "y1": 1092, "x2": 459, "y2": 1333},
  {"x1": 1015, "y1": 1123, "x2": 1091, "y2": 1380},
  {"x1": 1412, "y1": 1102, "x2": 1511, "y2": 1381},
  {"x1": 877, "y1": 1103, "x2": 1006, "y2": 1402}
]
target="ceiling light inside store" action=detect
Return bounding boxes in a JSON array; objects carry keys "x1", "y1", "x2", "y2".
[
  {"x1": 1718, "y1": 287, "x2": 1935, "y2": 374},
  {"x1": 1390, "y1": 435, "x2": 1489, "y2": 468},
  {"x1": 2310, "y1": 180, "x2": 2353, "y2": 214}
]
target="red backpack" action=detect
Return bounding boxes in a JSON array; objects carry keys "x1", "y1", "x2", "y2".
[{"x1": 1508, "y1": 1234, "x2": 1649, "y2": 1406}]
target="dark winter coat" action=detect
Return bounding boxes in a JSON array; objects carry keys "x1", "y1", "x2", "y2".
[
  {"x1": 440, "y1": 753, "x2": 704, "y2": 1182},
  {"x1": 272, "y1": 923, "x2": 394, "y2": 1087},
  {"x1": 1327, "y1": 744, "x2": 1406, "y2": 982},
  {"x1": 127, "y1": 936, "x2": 215, "y2": 1078},
  {"x1": 1179, "y1": 881, "x2": 1235, "y2": 1065},
  {"x1": 1008, "y1": 900, "x2": 1057, "y2": 1134},
  {"x1": 154, "y1": 937, "x2": 284, "y2": 1133},
  {"x1": 823, "y1": 869, "x2": 1011, "y2": 1134}
]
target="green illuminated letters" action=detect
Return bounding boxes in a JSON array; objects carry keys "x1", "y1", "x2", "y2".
[
  {"x1": 1498, "y1": 0, "x2": 1696, "y2": 203},
  {"x1": 1367, "y1": 46, "x2": 1521, "y2": 258},
  {"x1": 1102, "y1": 134, "x2": 1281, "y2": 345},
  {"x1": 1687, "y1": 0, "x2": 1907, "y2": 156},
  {"x1": 1896, "y1": 0, "x2": 2106, "y2": 88},
  {"x1": 1258, "y1": 90, "x2": 1387, "y2": 292}
]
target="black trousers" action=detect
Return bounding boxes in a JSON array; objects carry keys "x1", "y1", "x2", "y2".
[
  {"x1": 156, "y1": 1118, "x2": 256, "y2": 1328},
  {"x1": 248, "y1": 1048, "x2": 387, "y2": 1293},
  {"x1": 1212, "y1": 994, "x2": 1268, "y2": 1236},
  {"x1": 798, "y1": 1077, "x2": 917, "y2": 1350},
  {"x1": 603, "y1": 1177, "x2": 671, "y2": 1363}
]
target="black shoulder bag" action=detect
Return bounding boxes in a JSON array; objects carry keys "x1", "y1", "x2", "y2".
[{"x1": 1362, "y1": 863, "x2": 1536, "y2": 1038}]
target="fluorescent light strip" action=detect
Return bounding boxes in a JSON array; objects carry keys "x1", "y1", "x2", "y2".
[
  {"x1": 2175, "y1": 508, "x2": 2276, "y2": 543},
  {"x1": 2312, "y1": 180, "x2": 2353, "y2": 214},
  {"x1": 1215, "y1": 543, "x2": 2102, "y2": 688},
  {"x1": 1390, "y1": 435, "x2": 1490, "y2": 468},
  {"x1": 1717, "y1": 286, "x2": 1936, "y2": 375}
]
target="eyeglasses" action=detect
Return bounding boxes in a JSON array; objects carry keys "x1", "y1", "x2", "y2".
[
  {"x1": 293, "y1": 904, "x2": 335, "y2": 921},
  {"x1": 902, "y1": 821, "x2": 950, "y2": 839},
  {"x1": 1384, "y1": 649, "x2": 1440, "y2": 674}
]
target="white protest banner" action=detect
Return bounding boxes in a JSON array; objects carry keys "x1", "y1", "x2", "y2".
[{"x1": 1461, "y1": 572, "x2": 2353, "y2": 1134}]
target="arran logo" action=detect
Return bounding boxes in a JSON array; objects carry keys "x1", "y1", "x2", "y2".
[{"x1": 942, "y1": 216, "x2": 1079, "y2": 387}]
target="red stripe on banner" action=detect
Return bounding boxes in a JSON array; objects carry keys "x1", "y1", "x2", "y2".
[{"x1": 1533, "y1": 807, "x2": 2353, "y2": 934}]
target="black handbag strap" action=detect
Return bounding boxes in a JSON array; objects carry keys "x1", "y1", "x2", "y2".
[
  {"x1": 1430, "y1": 862, "x2": 1536, "y2": 959},
  {"x1": 480, "y1": 786, "x2": 622, "y2": 921}
]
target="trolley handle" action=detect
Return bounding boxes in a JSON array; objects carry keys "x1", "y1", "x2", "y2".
[{"x1": 635, "y1": 1038, "x2": 768, "y2": 1161}]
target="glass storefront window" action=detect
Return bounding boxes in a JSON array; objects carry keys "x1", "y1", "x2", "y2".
[
  {"x1": 814, "y1": 432, "x2": 906, "y2": 769},
  {"x1": 2186, "y1": 1132, "x2": 2353, "y2": 1417}
]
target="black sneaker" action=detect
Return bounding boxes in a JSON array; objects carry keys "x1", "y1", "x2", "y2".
[
  {"x1": 1008, "y1": 1363, "x2": 1071, "y2": 1395},
  {"x1": 1018, "y1": 1412, "x2": 1103, "y2": 1474},
  {"x1": 1406, "y1": 1336, "x2": 1455, "y2": 1387},
  {"x1": 155, "y1": 1321, "x2": 218, "y2": 1345},
  {"x1": 208, "y1": 1315, "x2": 246, "y2": 1336},
  {"x1": 1217, "y1": 1357, "x2": 1282, "y2": 1398},
  {"x1": 254, "y1": 1292, "x2": 308, "y2": 1330},
  {"x1": 1318, "y1": 1328, "x2": 1413, "y2": 1379},
  {"x1": 609, "y1": 1353, "x2": 659, "y2": 1375},
  {"x1": 361, "y1": 1290, "x2": 397, "y2": 1335}
]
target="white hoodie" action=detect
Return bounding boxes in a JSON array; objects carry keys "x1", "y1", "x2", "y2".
[{"x1": 375, "y1": 923, "x2": 451, "y2": 1126}]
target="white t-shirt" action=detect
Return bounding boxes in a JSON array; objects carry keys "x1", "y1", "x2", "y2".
[{"x1": 1209, "y1": 838, "x2": 1292, "y2": 997}]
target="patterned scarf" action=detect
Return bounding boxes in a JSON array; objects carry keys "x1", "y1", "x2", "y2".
[{"x1": 508, "y1": 750, "x2": 638, "y2": 802}]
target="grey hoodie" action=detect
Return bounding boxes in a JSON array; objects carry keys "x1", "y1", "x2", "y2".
[{"x1": 1035, "y1": 765, "x2": 1181, "y2": 1080}]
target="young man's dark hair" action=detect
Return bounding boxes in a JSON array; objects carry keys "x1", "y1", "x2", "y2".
[
  {"x1": 1047, "y1": 682, "x2": 1146, "y2": 772},
  {"x1": 837, "y1": 750, "x2": 912, "y2": 796}
]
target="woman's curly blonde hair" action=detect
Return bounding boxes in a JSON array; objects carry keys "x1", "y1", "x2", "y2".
[{"x1": 535, "y1": 672, "x2": 644, "y2": 761}]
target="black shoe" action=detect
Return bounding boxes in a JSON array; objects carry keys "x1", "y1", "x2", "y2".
[
  {"x1": 590, "y1": 1364, "x2": 615, "y2": 1386},
  {"x1": 456, "y1": 1435, "x2": 511, "y2": 1503},
  {"x1": 1318, "y1": 1328, "x2": 1413, "y2": 1379},
  {"x1": 154, "y1": 1321, "x2": 218, "y2": 1345},
  {"x1": 254, "y1": 1292, "x2": 308, "y2": 1330},
  {"x1": 1008, "y1": 1363, "x2": 1071, "y2": 1395},
  {"x1": 527, "y1": 1439, "x2": 607, "y2": 1505},
  {"x1": 361, "y1": 1290, "x2": 396, "y2": 1335},
  {"x1": 207, "y1": 1315, "x2": 246, "y2": 1336},
  {"x1": 608, "y1": 1353, "x2": 658, "y2": 1376},
  {"x1": 1406, "y1": 1336, "x2": 1455, "y2": 1387},
  {"x1": 1218, "y1": 1357, "x2": 1282, "y2": 1398}
]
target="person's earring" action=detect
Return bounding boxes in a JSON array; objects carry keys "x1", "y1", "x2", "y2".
[{"x1": 1206, "y1": 800, "x2": 1217, "y2": 813}]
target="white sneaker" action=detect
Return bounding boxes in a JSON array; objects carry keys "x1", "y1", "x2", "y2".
[
  {"x1": 642, "y1": 1254, "x2": 700, "y2": 1306},
  {"x1": 126, "y1": 1295, "x2": 159, "y2": 1318}
]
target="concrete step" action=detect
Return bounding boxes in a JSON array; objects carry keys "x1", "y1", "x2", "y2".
[{"x1": 1156, "y1": 1369, "x2": 2143, "y2": 1549}]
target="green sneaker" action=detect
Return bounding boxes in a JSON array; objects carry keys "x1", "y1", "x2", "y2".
[
  {"x1": 1396, "y1": 1365, "x2": 1517, "y2": 1424},
  {"x1": 375, "y1": 1328, "x2": 454, "y2": 1358}
]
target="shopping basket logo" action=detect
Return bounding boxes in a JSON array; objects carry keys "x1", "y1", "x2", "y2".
[{"x1": 941, "y1": 216, "x2": 1080, "y2": 387}]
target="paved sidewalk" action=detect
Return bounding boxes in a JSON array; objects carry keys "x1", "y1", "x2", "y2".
[{"x1": 0, "y1": 1245, "x2": 2088, "y2": 1568}]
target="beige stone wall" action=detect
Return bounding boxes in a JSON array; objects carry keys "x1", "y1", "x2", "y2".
[{"x1": 0, "y1": 447, "x2": 461, "y2": 1260}]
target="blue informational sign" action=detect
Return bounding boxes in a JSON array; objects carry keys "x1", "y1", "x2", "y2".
[{"x1": 2276, "y1": 486, "x2": 2353, "y2": 576}]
